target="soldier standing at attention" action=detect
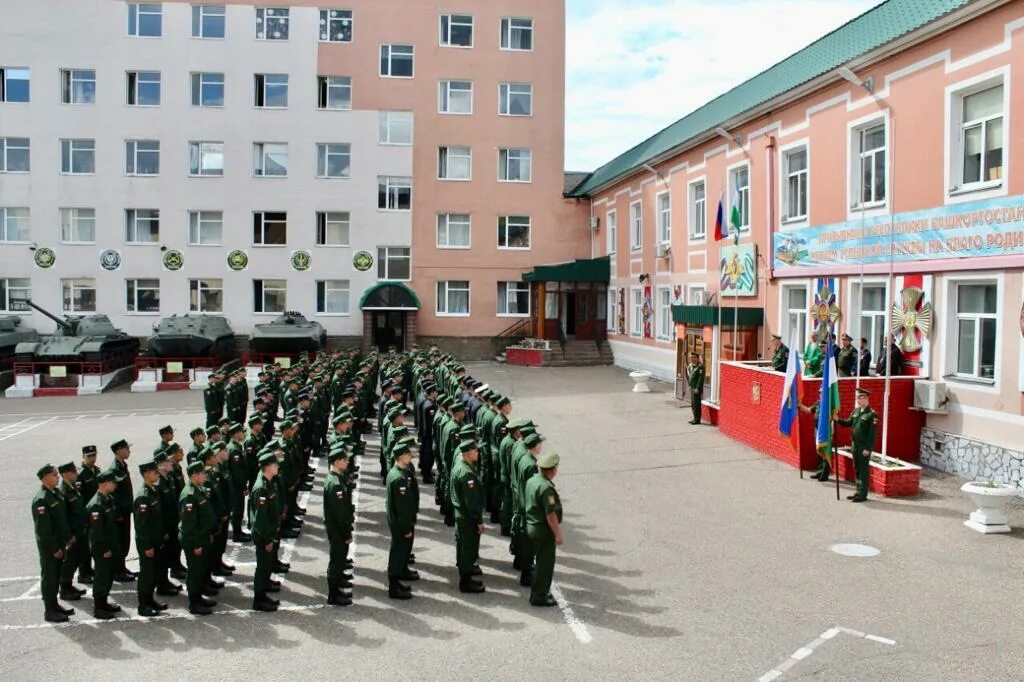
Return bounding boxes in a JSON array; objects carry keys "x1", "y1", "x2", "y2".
[
  {"x1": 244, "y1": 414, "x2": 266, "y2": 491},
  {"x1": 57, "y1": 462, "x2": 87, "y2": 603},
  {"x1": 187, "y1": 427, "x2": 207, "y2": 464},
  {"x1": 450, "y1": 440, "x2": 486, "y2": 594},
  {"x1": 179, "y1": 461, "x2": 216, "y2": 616},
  {"x1": 165, "y1": 443, "x2": 188, "y2": 580},
  {"x1": 154, "y1": 425, "x2": 174, "y2": 456},
  {"x1": 204, "y1": 372, "x2": 224, "y2": 427},
  {"x1": 525, "y1": 452, "x2": 563, "y2": 607},
  {"x1": 513, "y1": 431, "x2": 544, "y2": 586},
  {"x1": 835, "y1": 388, "x2": 879, "y2": 503},
  {"x1": 152, "y1": 449, "x2": 183, "y2": 597},
  {"x1": 837, "y1": 333, "x2": 857, "y2": 377},
  {"x1": 107, "y1": 439, "x2": 136, "y2": 583},
  {"x1": 33, "y1": 465, "x2": 75, "y2": 623},
  {"x1": 249, "y1": 452, "x2": 283, "y2": 613},
  {"x1": 77, "y1": 446, "x2": 100, "y2": 584},
  {"x1": 770, "y1": 333, "x2": 789, "y2": 372},
  {"x1": 226, "y1": 423, "x2": 251, "y2": 542},
  {"x1": 87, "y1": 470, "x2": 122, "y2": 619},
  {"x1": 687, "y1": 353, "x2": 705, "y2": 425},
  {"x1": 323, "y1": 446, "x2": 355, "y2": 606},
  {"x1": 133, "y1": 460, "x2": 166, "y2": 617},
  {"x1": 385, "y1": 440, "x2": 418, "y2": 600},
  {"x1": 857, "y1": 337, "x2": 873, "y2": 377}
]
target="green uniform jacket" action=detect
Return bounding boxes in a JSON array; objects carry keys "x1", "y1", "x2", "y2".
[
  {"x1": 157, "y1": 474, "x2": 178, "y2": 535},
  {"x1": 78, "y1": 463, "x2": 99, "y2": 508},
  {"x1": 803, "y1": 344, "x2": 823, "y2": 377},
  {"x1": 323, "y1": 471, "x2": 355, "y2": 542},
  {"x1": 178, "y1": 483, "x2": 216, "y2": 550},
  {"x1": 498, "y1": 434, "x2": 517, "y2": 486},
  {"x1": 771, "y1": 343, "x2": 789, "y2": 372},
  {"x1": 513, "y1": 449, "x2": 538, "y2": 515},
  {"x1": 837, "y1": 406, "x2": 878, "y2": 447},
  {"x1": 248, "y1": 474, "x2": 281, "y2": 545},
  {"x1": 60, "y1": 480, "x2": 86, "y2": 537},
  {"x1": 227, "y1": 440, "x2": 247, "y2": 490},
  {"x1": 837, "y1": 346, "x2": 857, "y2": 377},
  {"x1": 86, "y1": 492, "x2": 119, "y2": 556},
  {"x1": 450, "y1": 459, "x2": 485, "y2": 524},
  {"x1": 32, "y1": 487, "x2": 70, "y2": 555},
  {"x1": 133, "y1": 483, "x2": 162, "y2": 554},
  {"x1": 106, "y1": 459, "x2": 133, "y2": 520},
  {"x1": 203, "y1": 385, "x2": 224, "y2": 413},
  {"x1": 385, "y1": 465, "x2": 418, "y2": 536},
  {"x1": 524, "y1": 474, "x2": 563, "y2": 534},
  {"x1": 687, "y1": 363, "x2": 705, "y2": 393},
  {"x1": 510, "y1": 441, "x2": 529, "y2": 513}
]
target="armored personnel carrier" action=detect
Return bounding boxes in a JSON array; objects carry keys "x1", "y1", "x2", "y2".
[
  {"x1": 249, "y1": 311, "x2": 326, "y2": 353},
  {"x1": 147, "y1": 314, "x2": 235, "y2": 360},
  {"x1": 0, "y1": 315, "x2": 39, "y2": 368}
]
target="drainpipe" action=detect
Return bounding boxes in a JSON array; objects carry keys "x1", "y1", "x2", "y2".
[{"x1": 765, "y1": 135, "x2": 777, "y2": 361}]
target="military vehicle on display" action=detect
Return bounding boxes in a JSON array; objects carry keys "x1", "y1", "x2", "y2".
[
  {"x1": 14, "y1": 300, "x2": 140, "y2": 363},
  {"x1": 0, "y1": 315, "x2": 39, "y2": 369},
  {"x1": 147, "y1": 314, "x2": 235, "y2": 360},
  {"x1": 249, "y1": 311, "x2": 326, "y2": 353}
]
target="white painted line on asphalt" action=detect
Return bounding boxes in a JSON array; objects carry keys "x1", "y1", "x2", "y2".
[
  {"x1": 866, "y1": 634, "x2": 896, "y2": 646},
  {"x1": 757, "y1": 671, "x2": 783, "y2": 682},
  {"x1": 550, "y1": 583, "x2": 593, "y2": 644},
  {"x1": 759, "y1": 625, "x2": 896, "y2": 680},
  {"x1": 0, "y1": 576, "x2": 37, "y2": 583},
  {"x1": 1, "y1": 580, "x2": 249, "y2": 603},
  {"x1": 16, "y1": 581, "x2": 40, "y2": 600},
  {"x1": 791, "y1": 647, "x2": 813, "y2": 661},
  {"x1": 0, "y1": 417, "x2": 57, "y2": 443}
]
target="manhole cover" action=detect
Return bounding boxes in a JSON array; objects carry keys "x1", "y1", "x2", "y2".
[{"x1": 831, "y1": 543, "x2": 880, "y2": 557}]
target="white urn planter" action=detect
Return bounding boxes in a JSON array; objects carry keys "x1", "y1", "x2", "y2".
[
  {"x1": 961, "y1": 481, "x2": 1019, "y2": 534},
  {"x1": 629, "y1": 370, "x2": 652, "y2": 393}
]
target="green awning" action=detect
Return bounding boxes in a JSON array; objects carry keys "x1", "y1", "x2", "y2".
[
  {"x1": 672, "y1": 305, "x2": 764, "y2": 326},
  {"x1": 522, "y1": 257, "x2": 610, "y2": 283},
  {"x1": 359, "y1": 281, "x2": 420, "y2": 311}
]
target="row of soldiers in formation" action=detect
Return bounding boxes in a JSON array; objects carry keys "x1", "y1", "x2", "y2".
[
  {"x1": 32, "y1": 346, "x2": 566, "y2": 623},
  {"x1": 770, "y1": 332, "x2": 904, "y2": 377}
]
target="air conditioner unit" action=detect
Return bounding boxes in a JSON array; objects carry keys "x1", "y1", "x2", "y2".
[
  {"x1": 589, "y1": 216, "x2": 600, "y2": 230},
  {"x1": 913, "y1": 380, "x2": 947, "y2": 412},
  {"x1": 656, "y1": 243, "x2": 671, "y2": 258}
]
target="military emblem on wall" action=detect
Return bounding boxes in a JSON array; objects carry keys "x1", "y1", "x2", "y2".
[
  {"x1": 33, "y1": 247, "x2": 56, "y2": 268},
  {"x1": 99, "y1": 249, "x2": 122, "y2": 271},
  {"x1": 227, "y1": 250, "x2": 249, "y2": 271},
  {"x1": 290, "y1": 250, "x2": 311, "y2": 271},
  {"x1": 353, "y1": 250, "x2": 374, "y2": 272},
  {"x1": 809, "y1": 277, "x2": 841, "y2": 342},
  {"x1": 162, "y1": 249, "x2": 184, "y2": 271},
  {"x1": 891, "y1": 286, "x2": 933, "y2": 353},
  {"x1": 720, "y1": 244, "x2": 757, "y2": 296}
]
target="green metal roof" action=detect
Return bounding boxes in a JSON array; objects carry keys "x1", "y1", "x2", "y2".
[
  {"x1": 359, "y1": 281, "x2": 421, "y2": 310},
  {"x1": 522, "y1": 257, "x2": 610, "y2": 283},
  {"x1": 672, "y1": 305, "x2": 764, "y2": 326},
  {"x1": 568, "y1": 0, "x2": 973, "y2": 197}
]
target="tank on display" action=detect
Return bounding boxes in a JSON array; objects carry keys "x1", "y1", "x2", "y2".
[
  {"x1": 14, "y1": 300, "x2": 140, "y2": 362},
  {"x1": 147, "y1": 314, "x2": 235, "y2": 359},
  {"x1": 249, "y1": 311, "x2": 326, "y2": 353},
  {"x1": 0, "y1": 315, "x2": 40, "y2": 367}
]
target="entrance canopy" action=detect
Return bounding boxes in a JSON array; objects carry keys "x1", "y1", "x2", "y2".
[
  {"x1": 672, "y1": 305, "x2": 764, "y2": 326},
  {"x1": 522, "y1": 257, "x2": 610, "y2": 283},
  {"x1": 359, "y1": 281, "x2": 421, "y2": 311}
]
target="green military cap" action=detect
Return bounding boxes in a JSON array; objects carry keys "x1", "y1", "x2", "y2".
[
  {"x1": 520, "y1": 425, "x2": 536, "y2": 437},
  {"x1": 524, "y1": 432, "x2": 545, "y2": 448},
  {"x1": 205, "y1": 425, "x2": 221, "y2": 437},
  {"x1": 495, "y1": 395, "x2": 511, "y2": 408},
  {"x1": 328, "y1": 449, "x2": 349, "y2": 463},
  {"x1": 537, "y1": 452, "x2": 560, "y2": 468},
  {"x1": 856, "y1": 388, "x2": 871, "y2": 397},
  {"x1": 227, "y1": 423, "x2": 244, "y2": 436},
  {"x1": 392, "y1": 440, "x2": 413, "y2": 457},
  {"x1": 247, "y1": 413, "x2": 263, "y2": 425},
  {"x1": 258, "y1": 452, "x2": 278, "y2": 467},
  {"x1": 473, "y1": 383, "x2": 490, "y2": 395},
  {"x1": 278, "y1": 419, "x2": 295, "y2": 430},
  {"x1": 82, "y1": 445, "x2": 98, "y2": 456},
  {"x1": 210, "y1": 441, "x2": 227, "y2": 452},
  {"x1": 439, "y1": 395, "x2": 453, "y2": 408},
  {"x1": 201, "y1": 447, "x2": 218, "y2": 462},
  {"x1": 388, "y1": 406, "x2": 409, "y2": 421},
  {"x1": 97, "y1": 470, "x2": 120, "y2": 484},
  {"x1": 138, "y1": 460, "x2": 158, "y2": 474},
  {"x1": 450, "y1": 400, "x2": 465, "y2": 412},
  {"x1": 506, "y1": 418, "x2": 529, "y2": 431},
  {"x1": 57, "y1": 461, "x2": 76, "y2": 474},
  {"x1": 459, "y1": 424, "x2": 477, "y2": 437},
  {"x1": 842, "y1": 333, "x2": 853, "y2": 341},
  {"x1": 771, "y1": 333, "x2": 783, "y2": 340},
  {"x1": 332, "y1": 412, "x2": 353, "y2": 426},
  {"x1": 458, "y1": 440, "x2": 478, "y2": 453},
  {"x1": 218, "y1": 417, "x2": 232, "y2": 426},
  {"x1": 186, "y1": 461, "x2": 205, "y2": 475},
  {"x1": 391, "y1": 424, "x2": 409, "y2": 437},
  {"x1": 158, "y1": 425, "x2": 174, "y2": 436},
  {"x1": 153, "y1": 450, "x2": 169, "y2": 464},
  {"x1": 189, "y1": 426, "x2": 205, "y2": 438},
  {"x1": 165, "y1": 442, "x2": 182, "y2": 455},
  {"x1": 110, "y1": 439, "x2": 130, "y2": 452}
]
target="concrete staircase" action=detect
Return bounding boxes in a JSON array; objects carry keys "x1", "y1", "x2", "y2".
[{"x1": 546, "y1": 339, "x2": 614, "y2": 367}]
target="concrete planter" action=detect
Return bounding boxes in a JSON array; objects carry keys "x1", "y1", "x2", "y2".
[
  {"x1": 629, "y1": 370, "x2": 652, "y2": 392},
  {"x1": 960, "y1": 481, "x2": 1019, "y2": 534},
  {"x1": 836, "y1": 448, "x2": 921, "y2": 497},
  {"x1": 506, "y1": 347, "x2": 547, "y2": 367}
]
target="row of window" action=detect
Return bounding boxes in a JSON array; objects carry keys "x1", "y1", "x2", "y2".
[
  {"x1": 0, "y1": 68, "x2": 535, "y2": 117},
  {"x1": 0, "y1": 277, "x2": 530, "y2": 319},
  {"x1": 605, "y1": 80, "x2": 1005, "y2": 252},
  {"x1": 0, "y1": 208, "x2": 535, "y2": 251},
  {"x1": 0, "y1": 137, "x2": 534, "y2": 183}
]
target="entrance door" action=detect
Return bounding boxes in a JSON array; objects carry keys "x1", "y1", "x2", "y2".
[
  {"x1": 372, "y1": 311, "x2": 406, "y2": 352},
  {"x1": 575, "y1": 290, "x2": 594, "y2": 340},
  {"x1": 564, "y1": 292, "x2": 577, "y2": 336}
]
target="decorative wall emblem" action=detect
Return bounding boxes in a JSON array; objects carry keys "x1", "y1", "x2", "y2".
[
  {"x1": 353, "y1": 251, "x2": 374, "y2": 272},
  {"x1": 751, "y1": 382, "x2": 761, "y2": 404},
  {"x1": 891, "y1": 286, "x2": 933, "y2": 353},
  {"x1": 33, "y1": 247, "x2": 56, "y2": 269},
  {"x1": 290, "y1": 250, "x2": 311, "y2": 271},
  {"x1": 99, "y1": 249, "x2": 122, "y2": 271},
  {"x1": 162, "y1": 249, "x2": 184, "y2": 271},
  {"x1": 719, "y1": 244, "x2": 757, "y2": 296},
  {"x1": 809, "y1": 278, "x2": 841, "y2": 342},
  {"x1": 227, "y1": 250, "x2": 249, "y2": 271}
]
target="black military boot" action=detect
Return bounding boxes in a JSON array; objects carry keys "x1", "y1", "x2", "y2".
[
  {"x1": 398, "y1": 568, "x2": 419, "y2": 582},
  {"x1": 459, "y1": 574, "x2": 485, "y2": 594},
  {"x1": 388, "y1": 580, "x2": 412, "y2": 600},
  {"x1": 149, "y1": 597, "x2": 168, "y2": 611},
  {"x1": 232, "y1": 530, "x2": 252, "y2": 543},
  {"x1": 327, "y1": 583, "x2": 352, "y2": 606},
  {"x1": 44, "y1": 607, "x2": 69, "y2": 623},
  {"x1": 138, "y1": 600, "x2": 160, "y2": 618},
  {"x1": 59, "y1": 583, "x2": 83, "y2": 601},
  {"x1": 253, "y1": 591, "x2": 278, "y2": 612},
  {"x1": 519, "y1": 568, "x2": 534, "y2": 587},
  {"x1": 188, "y1": 596, "x2": 213, "y2": 616}
]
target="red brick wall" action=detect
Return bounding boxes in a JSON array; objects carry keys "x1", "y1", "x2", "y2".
[
  {"x1": 506, "y1": 347, "x2": 545, "y2": 367},
  {"x1": 718, "y1": 363, "x2": 924, "y2": 471},
  {"x1": 836, "y1": 454, "x2": 921, "y2": 497}
]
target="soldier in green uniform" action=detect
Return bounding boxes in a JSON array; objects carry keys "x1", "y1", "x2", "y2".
[
  {"x1": 165, "y1": 443, "x2": 188, "y2": 580},
  {"x1": 203, "y1": 443, "x2": 232, "y2": 581},
  {"x1": 106, "y1": 439, "x2": 135, "y2": 582},
  {"x1": 524, "y1": 452, "x2": 563, "y2": 607},
  {"x1": 837, "y1": 333, "x2": 856, "y2": 377},
  {"x1": 153, "y1": 449, "x2": 183, "y2": 596},
  {"x1": 77, "y1": 445, "x2": 100, "y2": 583},
  {"x1": 204, "y1": 373, "x2": 225, "y2": 427},
  {"x1": 57, "y1": 462, "x2": 87, "y2": 603},
  {"x1": 770, "y1": 333, "x2": 789, "y2": 372},
  {"x1": 498, "y1": 418, "x2": 528, "y2": 537},
  {"x1": 323, "y1": 446, "x2": 355, "y2": 606},
  {"x1": 513, "y1": 431, "x2": 544, "y2": 586},
  {"x1": 450, "y1": 440, "x2": 486, "y2": 594},
  {"x1": 249, "y1": 452, "x2": 282, "y2": 612},
  {"x1": 244, "y1": 414, "x2": 267, "y2": 490},
  {"x1": 154, "y1": 425, "x2": 174, "y2": 456},
  {"x1": 835, "y1": 388, "x2": 878, "y2": 503},
  {"x1": 179, "y1": 461, "x2": 217, "y2": 615},
  {"x1": 187, "y1": 427, "x2": 207, "y2": 464},
  {"x1": 687, "y1": 353, "x2": 705, "y2": 425},
  {"x1": 385, "y1": 440, "x2": 418, "y2": 599},
  {"x1": 87, "y1": 470, "x2": 122, "y2": 619},
  {"x1": 798, "y1": 402, "x2": 830, "y2": 482},
  {"x1": 803, "y1": 339, "x2": 825, "y2": 378},
  {"x1": 133, "y1": 460, "x2": 166, "y2": 617},
  {"x1": 33, "y1": 465, "x2": 75, "y2": 622},
  {"x1": 225, "y1": 423, "x2": 251, "y2": 542}
]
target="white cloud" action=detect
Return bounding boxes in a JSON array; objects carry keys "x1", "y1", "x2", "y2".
[{"x1": 565, "y1": 0, "x2": 881, "y2": 171}]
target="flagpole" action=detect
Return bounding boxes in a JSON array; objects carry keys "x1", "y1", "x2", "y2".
[{"x1": 881, "y1": 117, "x2": 896, "y2": 467}]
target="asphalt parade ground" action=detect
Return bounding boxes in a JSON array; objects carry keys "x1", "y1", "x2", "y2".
[{"x1": 2, "y1": 363, "x2": 1023, "y2": 680}]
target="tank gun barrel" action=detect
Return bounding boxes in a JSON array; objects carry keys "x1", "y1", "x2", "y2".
[{"x1": 16, "y1": 299, "x2": 74, "y2": 331}]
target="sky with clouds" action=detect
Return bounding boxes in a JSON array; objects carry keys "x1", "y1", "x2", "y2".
[{"x1": 564, "y1": 0, "x2": 882, "y2": 171}]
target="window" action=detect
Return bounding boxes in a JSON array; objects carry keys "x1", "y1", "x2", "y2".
[
  {"x1": 500, "y1": 17, "x2": 533, "y2": 50},
  {"x1": 253, "y1": 142, "x2": 288, "y2": 177},
  {"x1": 60, "y1": 208, "x2": 95, "y2": 243},
  {"x1": 854, "y1": 123, "x2": 886, "y2": 207},
  {"x1": 189, "y1": 142, "x2": 224, "y2": 176},
  {"x1": 437, "y1": 213, "x2": 471, "y2": 248},
  {"x1": 319, "y1": 9, "x2": 353, "y2": 42},
  {"x1": 438, "y1": 146, "x2": 472, "y2": 180},
  {"x1": 316, "y1": 280, "x2": 350, "y2": 314},
  {"x1": 0, "y1": 137, "x2": 30, "y2": 172},
  {"x1": 657, "y1": 287, "x2": 673, "y2": 340},
  {"x1": 380, "y1": 44, "x2": 414, "y2": 78},
  {"x1": 497, "y1": 282, "x2": 529, "y2": 316},
  {"x1": 437, "y1": 281, "x2": 470, "y2": 315},
  {"x1": 497, "y1": 215, "x2": 531, "y2": 249},
  {"x1": 959, "y1": 84, "x2": 1003, "y2": 188},
  {"x1": 62, "y1": 278, "x2": 96, "y2": 312},
  {"x1": 125, "y1": 209, "x2": 160, "y2": 243},
  {"x1": 607, "y1": 290, "x2": 617, "y2": 331},
  {"x1": 60, "y1": 139, "x2": 95, "y2": 174},
  {"x1": 253, "y1": 211, "x2": 287, "y2": 245},
  {"x1": 0, "y1": 68, "x2": 30, "y2": 103},
  {"x1": 126, "y1": 278, "x2": 160, "y2": 313},
  {"x1": 630, "y1": 201, "x2": 642, "y2": 250},
  {"x1": 657, "y1": 192, "x2": 671, "y2": 244},
  {"x1": 439, "y1": 80, "x2": 472, "y2": 114},
  {"x1": 0, "y1": 207, "x2": 29, "y2": 242},
  {"x1": 255, "y1": 7, "x2": 289, "y2": 40},
  {"x1": 188, "y1": 210, "x2": 223, "y2": 245},
  {"x1": 60, "y1": 69, "x2": 95, "y2": 104},
  {"x1": 606, "y1": 210, "x2": 617, "y2": 254},
  {"x1": 254, "y1": 73, "x2": 288, "y2": 108},
  {"x1": 729, "y1": 165, "x2": 750, "y2": 231},
  {"x1": 316, "y1": 211, "x2": 350, "y2": 246},
  {"x1": 192, "y1": 5, "x2": 225, "y2": 38},
  {"x1": 316, "y1": 143, "x2": 351, "y2": 178},
  {"x1": 954, "y1": 282, "x2": 997, "y2": 380},
  {"x1": 782, "y1": 285, "x2": 808, "y2": 356},
  {"x1": 126, "y1": 71, "x2": 160, "y2": 105},
  {"x1": 440, "y1": 14, "x2": 473, "y2": 47},
  {"x1": 378, "y1": 111, "x2": 413, "y2": 145},
  {"x1": 189, "y1": 278, "x2": 223, "y2": 312},
  {"x1": 253, "y1": 279, "x2": 286, "y2": 313},
  {"x1": 128, "y1": 3, "x2": 162, "y2": 37},
  {"x1": 0, "y1": 278, "x2": 31, "y2": 312},
  {"x1": 689, "y1": 181, "x2": 706, "y2": 239},
  {"x1": 191, "y1": 72, "x2": 224, "y2": 107},
  {"x1": 317, "y1": 76, "x2": 351, "y2": 110},
  {"x1": 782, "y1": 147, "x2": 808, "y2": 221},
  {"x1": 377, "y1": 247, "x2": 411, "y2": 280},
  {"x1": 378, "y1": 176, "x2": 412, "y2": 211},
  {"x1": 851, "y1": 282, "x2": 886, "y2": 365},
  {"x1": 689, "y1": 285, "x2": 706, "y2": 305},
  {"x1": 499, "y1": 82, "x2": 532, "y2": 116},
  {"x1": 498, "y1": 148, "x2": 531, "y2": 182},
  {"x1": 631, "y1": 288, "x2": 642, "y2": 336},
  {"x1": 125, "y1": 139, "x2": 160, "y2": 176}
]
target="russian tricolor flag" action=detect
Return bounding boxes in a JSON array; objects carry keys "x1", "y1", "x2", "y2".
[
  {"x1": 713, "y1": 192, "x2": 728, "y2": 242},
  {"x1": 778, "y1": 331, "x2": 802, "y2": 451}
]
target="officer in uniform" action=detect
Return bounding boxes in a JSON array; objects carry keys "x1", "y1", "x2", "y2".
[
  {"x1": 450, "y1": 440, "x2": 486, "y2": 594},
  {"x1": 323, "y1": 445, "x2": 355, "y2": 606},
  {"x1": 385, "y1": 440, "x2": 418, "y2": 599},
  {"x1": 32, "y1": 465, "x2": 75, "y2": 623},
  {"x1": 770, "y1": 333, "x2": 789, "y2": 372},
  {"x1": 106, "y1": 439, "x2": 136, "y2": 582},
  {"x1": 186, "y1": 427, "x2": 207, "y2": 464},
  {"x1": 152, "y1": 449, "x2": 183, "y2": 596},
  {"x1": 57, "y1": 462, "x2": 87, "y2": 603},
  {"x1": 133, "y1": 459, "x2": 166, "y2": 617},
  {"x1": 837, "y1": 333, "x2": 857, "y2": 377},
  {"x1": 87, "y1": 470, "x2": 122, "y2": 619},
  {"x1": 524, "y1": 452, "x2": 563, "y2": 607},
  {"x1": 77, "y1": 446, "x2": 100, "y2": 583},
  {"x1": 244, "y1": 414, "x2": 267, "y2": 491},
  {"x1": 835, "y1": 388, "x2": 879, "y2": 503},
  {"x1": 164, "y1": 443, "x2": 188, "y2": 580},
  {"x1": 513, "y1": 431, "x2": 544, "y2": 586},
  {"x1": 225, "y1": 423, "x2": 251, "y2": 542},
  {"x1": 179, "y1": 461, "x2": 217, "y2": 616},
  {"x1": 249, "y1": 452, "x2": 283, "y2": 613},
  {"x1": 204, "y1": 372, "x2": 225, "y2": 427},
  {"x1": 687, "y1": 353, "x2": 705, "y2": 425},
  {"x1": 154, "y1": 425, "x2": 174, "y2": 456}
]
